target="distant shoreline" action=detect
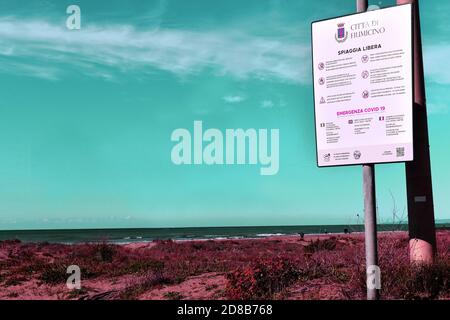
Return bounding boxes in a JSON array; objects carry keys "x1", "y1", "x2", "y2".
[{"x1": 0, "y1": 224, "x2": 448, "y2": 244}]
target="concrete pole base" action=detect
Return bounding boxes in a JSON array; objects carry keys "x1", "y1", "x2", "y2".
[{"x1": 409, "y1": 238, "x2": 434, "y2": 264}]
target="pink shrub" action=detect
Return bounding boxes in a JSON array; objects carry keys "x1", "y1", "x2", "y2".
[{"x1": 226, "y1": 258, "x2": 299, "y2": 300}]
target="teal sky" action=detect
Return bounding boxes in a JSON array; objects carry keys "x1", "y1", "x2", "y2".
[{"x1": 0, "y1": 0, "x2": 449, "y2": 230}]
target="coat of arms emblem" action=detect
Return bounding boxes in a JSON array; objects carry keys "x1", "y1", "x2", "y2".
[{"x1": 335, "y1": 23, "x2": 348, "y2": 43}]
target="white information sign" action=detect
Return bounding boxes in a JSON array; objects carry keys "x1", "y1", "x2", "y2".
[{"x1": 312, "y1": 4, "x2": 413, "y2": 167}]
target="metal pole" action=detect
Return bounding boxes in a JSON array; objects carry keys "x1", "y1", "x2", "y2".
[
  {"x1": 397, "y1": 0, "x2": 436, "y2": 264},
  {"x1": 356, "y1": 0, "x2": 380, "y2": 300},
  {"x1": 363, "y1": 164, "x2": 379, "y2": 300}
]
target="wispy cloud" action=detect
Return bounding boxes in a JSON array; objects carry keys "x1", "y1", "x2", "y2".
[
  {"x1": 0, "y1": 59, "x2": 60, "y2": 80},
  {"x1": 423, "y1": 44, "x2": 450, "y2": 115},
  {"x1": 261, "y1": 100, "x2": 275, "y2": 109},
  {"x1": 0, "y1": 18, "x2": 310, "y2": 83},
  {"x1": 424, "y1": 44, "x2": 450, "y2": 85},
  {"x1": 223, "y1": 95, "x2": 245, "y2": 103},
  {"x1": 427, "y1": 102, "x2": 449, "y2": 115}
]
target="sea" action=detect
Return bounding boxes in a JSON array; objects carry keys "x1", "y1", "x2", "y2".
[{"x1": 0, "y1": 221, "x2": 448, "y2": 244}]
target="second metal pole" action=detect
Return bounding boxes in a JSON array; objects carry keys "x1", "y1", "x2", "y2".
[
  {"x1": 396, "y1": 0, "x2": 436, "y2": 265},
  {"x1": 357, "y1": 0, "x2": 368, "y2": 12}
]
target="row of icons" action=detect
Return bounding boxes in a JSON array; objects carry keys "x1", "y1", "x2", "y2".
[
  {"x1": 319, "y1": 116, "x2": 385, "y2": 128},
  {"x1": 317, "y1": 54, "x2": 369, "y2": 71},
  {"x1": 318, "y1": 70, "x2": 369, "y2": 85},
  {"x1": 323, "y1": 145, "x2": 405, "y2": 163},
  {"x1": 319, "y1": 88, "x2": 370, "y2": 103},
  {"x1": 323, "y1": 150, "x2": 363, "y2": 163}
]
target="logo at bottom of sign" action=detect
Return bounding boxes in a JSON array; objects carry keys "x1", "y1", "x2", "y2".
[{"x1": 353, "y1": 150, "x2": 362, "y2": 160}]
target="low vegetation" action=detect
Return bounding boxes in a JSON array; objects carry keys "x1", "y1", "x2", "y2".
[{"x1": 0, "y1": 231, "x2": 448, "y2": 300}]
